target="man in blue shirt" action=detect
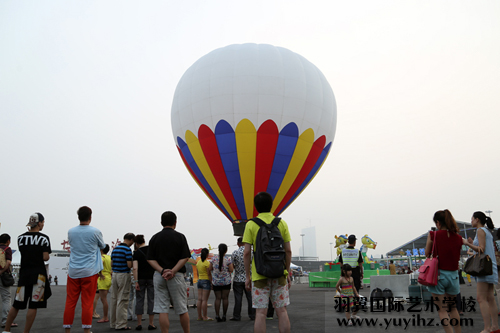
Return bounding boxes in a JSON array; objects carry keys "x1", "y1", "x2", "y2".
[
  {"x1": 109, "y1": 233, "x2": 134, "y2": 330},
  {"x1": 63, "y1": 206, "x2": 105, "y2": 333}
]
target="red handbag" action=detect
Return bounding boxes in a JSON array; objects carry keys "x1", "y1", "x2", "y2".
[{"x1": 418, "y1": 232, "x2": 439, "y2": 286}]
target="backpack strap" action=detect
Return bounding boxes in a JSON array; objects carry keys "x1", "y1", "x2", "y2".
[
  {"x1": 250, "y1": 217, "x2": 266, "y2": 228},
  {"x1": 251, "y1": 217, "x2": 282, "y2": 229},
  {"x1": 271, "y1": 217, "x2": 281, "y2": 227}
]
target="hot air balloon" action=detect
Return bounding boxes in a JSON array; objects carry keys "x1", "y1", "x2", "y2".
[{"x1": 171, "y1": 43, "x2": 336, "y2": 235}]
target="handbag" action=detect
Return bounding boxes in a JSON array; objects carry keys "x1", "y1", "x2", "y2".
[
  {"x1": 464, "y1": 248, "x2": 493, "y2": 277},
  {"x1": 418, "y1": 231, "x2": 439, "y2": 286},
  {"x1": 1, "y1": 271, "x2": 14, "y2": 287},
  {"x1": 0, "y1": 246, "x2": 15, "y2": 287}
]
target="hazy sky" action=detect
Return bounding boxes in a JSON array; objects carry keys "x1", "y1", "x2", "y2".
[{"x1": 1, "y1": 1, "x2": 499, "y2": 260}]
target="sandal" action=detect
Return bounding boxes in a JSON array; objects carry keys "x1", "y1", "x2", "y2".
[
  {"x1": 92, "y1": 314, "x2": 101, "y2": 319},
  {"x1": 147, "y1": 325, "x2": 157, "y2": 330},
  {"x1": 203, "y1": 318, "x2": 214, "y2": 321},
  {"x1": 97, "y1": 319, "x2": 109, "y2": 323}
]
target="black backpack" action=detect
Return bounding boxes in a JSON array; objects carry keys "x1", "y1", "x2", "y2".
[
  {"x1": 251, "y1": 217, "x2": 286, "y2": 279},
  {"x1": 382, "y1": 288, "x2": 393, "y2": 300},
  {"x1": 370, "y1": 287, "x2": 383, "y2": 300}
]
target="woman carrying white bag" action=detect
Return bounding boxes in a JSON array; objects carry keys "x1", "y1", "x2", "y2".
[{"x1": 423, "y1": 210, "x2": 464, "y2": 333}]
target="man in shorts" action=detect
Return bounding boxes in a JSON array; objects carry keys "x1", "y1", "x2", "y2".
[
  {"x1": 63, "y1": 206, "x2": 106, "y2": 333},
  {"x1": 243, "y1": 192, "x2": 292, "y2": 333},
  {"x1": 3, "y1": 213, "x2": 51, "y2": 333},
  {"x1": 147, "y1": 211, "x2": 190, "y2": 333}
]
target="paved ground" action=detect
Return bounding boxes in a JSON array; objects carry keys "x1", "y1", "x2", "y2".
[{"x1": 0, "y1": 282, "x2": 491, "y2": 332}]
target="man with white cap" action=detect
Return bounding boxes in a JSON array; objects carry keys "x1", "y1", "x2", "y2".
[{"x1": 2, "y1": 213, "x2": 51, "y2": 333}]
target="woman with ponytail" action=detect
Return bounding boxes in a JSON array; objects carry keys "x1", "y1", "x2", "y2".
[
  {"x1": 196, "y1": 248, "x2": 213, "y2": 321},
  {"x1": 464, "y1": 212, "x2": 499, "y2": 333},
  {"x1": 208, "y1": 243, "x2": 234, "y2": 322},
  {"x1": 425, "y1": 209, "x2": 463, "y2": 333}
]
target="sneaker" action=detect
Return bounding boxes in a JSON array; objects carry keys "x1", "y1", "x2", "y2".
[
  {"x1": 352, "y1": 315, "x2": 361, "y2": 319},
  {"x1": 348, "y1": 319, "x2": 353, "y2": 326}
]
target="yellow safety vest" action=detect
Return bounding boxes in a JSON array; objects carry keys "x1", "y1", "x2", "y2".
[{"x1": 342, "y1": 248, "x2": 359, "y2": 267}]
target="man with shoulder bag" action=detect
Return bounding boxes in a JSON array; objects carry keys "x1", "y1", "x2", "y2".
[{"x1": 0, "y1": 234, "x2": 17, "y2": 329}]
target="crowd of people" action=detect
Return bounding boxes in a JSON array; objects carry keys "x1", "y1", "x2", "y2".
[
  {"x1": 0, "y1": 192, "x2": 293, "y2": 333},
  {"x1": 1, "y1": 201, "x2": 498, "y2": 333}
]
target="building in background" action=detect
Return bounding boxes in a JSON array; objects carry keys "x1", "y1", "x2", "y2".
[{"x1": 295, "y1": 226, "x2": 318, "y2": 261}]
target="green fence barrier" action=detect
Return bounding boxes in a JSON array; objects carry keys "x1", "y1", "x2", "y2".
[{"x1": 308, "y1": 269, "x2": 390, "y2": 288}]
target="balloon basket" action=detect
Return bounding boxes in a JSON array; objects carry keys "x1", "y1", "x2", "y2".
[{"x1": 232, "y1": 220, "x2": 247, "y2": 236}]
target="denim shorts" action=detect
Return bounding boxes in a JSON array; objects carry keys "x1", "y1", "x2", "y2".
[
  {"x1": 427, "y1": 269, "x2": 460, "y2": 295},
  {"x1": 197, "y1": 279, "x2": 211, "y2": 290}
]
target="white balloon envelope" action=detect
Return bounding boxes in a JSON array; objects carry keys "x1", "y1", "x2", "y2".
[{"x1": 171, "y1": 43, "x2": 337, "y2": 226}]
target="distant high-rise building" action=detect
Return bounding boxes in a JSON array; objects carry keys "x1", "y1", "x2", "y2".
[{"x1": 299, "y1": 226, "x2": 317, "y2": 258}]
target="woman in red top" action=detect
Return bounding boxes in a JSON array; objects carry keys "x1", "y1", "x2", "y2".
[{"x1": 424, "y1": 209, "x2": 464, "y2": 333}]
